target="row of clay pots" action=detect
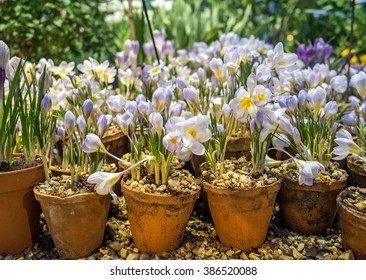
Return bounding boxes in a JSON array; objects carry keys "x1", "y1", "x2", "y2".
[{"x1": 336, "y1": 157, "x2": 366, "y2": 260}]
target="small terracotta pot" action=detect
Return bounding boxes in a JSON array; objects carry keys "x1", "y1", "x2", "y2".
[
  {"x1": 122, "y1": 183, "x2": 200, "y2": 254},
  {"x1": 225, "y1": 133, "x2": 251, "y2": 160},
  {"x1": 347, "y1": 156, "x2": 366, "y2": 188},
  {"x1": 337, "y1": 193, "x2": 366, "y2": 259},
  {"x1": 34, "y1": 189, "x2": 110, "y2": 259},
  {"x1": 203, "y1": 180, "x2": 280, "y2": 251},
  {"x1": 102, "y1": 131, "x2": 128, "y2": 163},
  {"x1": 278, "y1": 177, "x2": 347, "y2": 236},
  {"x1": 0, "y1": 155, "x2": 44, "y2": 255}
]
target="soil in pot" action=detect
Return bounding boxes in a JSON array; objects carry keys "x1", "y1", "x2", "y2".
[
  {"x1": 121, "y1": 169, "x2": 200, "y2": 254},
  {"x1": 272, "y1": 161, "x2": 348, "y2": 236},
  {"x1": 201, "y1": 158, "x2": 280, "y2": 251},
  {"x1": 0, "y1": 154, "x2": 44, "y2": 255},
  {"x1": 347, "y1": 154, "x2": 366, "y2": 189},
  {"x1": 337, "y1": 186, "x2": 366, "y2": 259},
  {"x1": 34, "y1": 175, "x2": 111, "y2": 259}
]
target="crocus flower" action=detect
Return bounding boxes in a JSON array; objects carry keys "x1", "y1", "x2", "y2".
[
  {"x1": 229, "y1": 88, "x2": 256, "y2": 123},
  {"x1": 163, "y1": 131, "x2": 183, "y2": 152},
  {"x1": 64, "y1": 111, "x2": 76, "y2": 136},
  {"x1": 169, "y1": 102, "x2": 182, "y2": 117},
  {"x1": 107, "y1": 95, "x2": 126, "y2": 113},
  {"x1": 115, "y1": 112, "x2": 134, "y2": 135},
  {"x1": 57, "y1": 126, "x2": 66, "y2": 142},
  {"x1": 50, "y1": 61, "x2": 75, "y2": 77},
  {"x1": 116, "y1": 51, "x2": 131, "y2": 70},
  {"x1": 285, "y1": 95, "x2": 298, "y2": 114},
  {"x1": 332, "y1": 129, "x2": 365, "y2": 160},
  {"x1": 293, "y1": 158, "x2": 325, "y2": 186},
  {"x1": 324, "y1": 101, "x2": 338, "y2": 119},
  {"x1": 6, "y1": 56, "x2": 20, "y2": 82},
  {"x1": 87, "y1": 155, "x2": 153, "y2": 201},
  {"x1": 252, "y1": 85, "x2": 271, "y2": 107}
]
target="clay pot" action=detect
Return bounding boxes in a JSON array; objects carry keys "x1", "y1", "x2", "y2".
[
  {"x1": 121, "y1": 183, "x2": 200, "y2": 254},
  {"x1": 347, "y1": 156, "x2": 366, "y2": 188},
  {"x1": 278, "y1": 177, "x2": 347, "y2": 235},
  {"x1": 203, "y1": 180, "x2": 280, "y2": 251},
  {"x1": 0, "y1": 155, "x2": 44, "y2": 255},
  {"x1": 102, "y1": 130, "x2": 128, "y2": 164},
  {"x1": 337, "y1": 193, "x2": 366, "y2": 259},
  {"x1": 34, "y1": 189, "x2": 110, "y2": 259},
  {"x1": 225, "y1": 133, "x2": 251, "y2": 160}
]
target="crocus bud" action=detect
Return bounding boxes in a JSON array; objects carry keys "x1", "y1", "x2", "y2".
[
  {"x1": 286, "y1": 95, "x2": 298, "y2": 113},
  {"x1": 143, "y1": 41, "x2": 154, "y2": 60},
  {"x1": 324, "y1": 101, "x2": 338, "y2": 118},
  {"x1": 97, "y1": 115, "x2": 108, "y2": 137},
  {"x1": 222, "y1": 104, "x2": 231, "y2": 119},
  {"x1": 292, "y1": 127, "x2": 301, "y2": 145},
  {"x1": 197, "y1": 67, "x2": 206, "y2": 82},
  {"x1": 115, "y1": 112, "x2": 133, "y2": 135},
  {"x1": 6, "y1": 56, "x2": 20, "y2": 82},
  {"x1": 149, "y1": 112, "x2": 164, "y2": 136},
  {"x1": 169, "y1": 102, "x2": 182, "y2": 117},
  {"x1": 138, "y1": 100, "x2": 151, "y2": 119},
  {"x1": 135, "y1": 94, "x2": 146, "y2": 105},
  {"x1": 77, "y1": 115, "x2": 87, "y2": 138},
  {"x1": 0, "y1": 40, "x2": 9, "y2": 97},
  {"x1": 152, "y1": 87, "x2": 166, "y2": 112},
  {"x1": 254, "y1": 111, "x2": 264, "y2": 127},
  {"x1": 41, "y1": 94, "x2": 52, "y2": 115},
  {"x1": 249, "y1": 119, "x2": 256, "y2": 133},
  {"x1": 57, "y1": 126, "x2": 66, "y2": 141},
  {"x1": 298, "y1": 90, "x2": 307, "y2": 107},
  {"x1": 64, "y1": 111, "x2": 76, "y2": 136},
  {"x1": 177, "y1": 78, "x2": 188, "y2": 90},
  {"x1": 341, "y1": 112, "x2": 358, "y2": 126},
  {"x1": 107, "y1": 95, "x2": 126, "y2": 113},
  {"x1": 82, "y1": 99, "x2": 94, "y2": 119},
  {"x1": 82, "y1": 133, "x2": 107, "y2": 153},
  {"x1": 125, "y1": 100, "x2": 138, "y2": 115},
  {"x1": 183, "y1": 87, "x2": 200, "y2": 109},
  {"x1": 116, "y1": 51, "x2": 131, "y2": 70}
]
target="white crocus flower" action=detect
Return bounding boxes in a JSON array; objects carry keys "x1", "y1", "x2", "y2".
[
  {"x1": 293, "y1": 158, "x2": 325, "y2": 186},
  {"x1": 50, "y1": 61, "x2": 75, "y2": 77},
  {"x1": 332, "y1": 129, "x2": 366, "y2": 160},
  {"x1": 350, "y1": 71, "x2": 366, "y2": 100},
  {"x1": 107, "y1": 95, "x2": 126, "y2": 113},
  {"x1": 229, "y1": 88, "x2": 256, "y2": 123},
  {"x1": 87, "y1": 156, "x2": 153, "y2": 201}
]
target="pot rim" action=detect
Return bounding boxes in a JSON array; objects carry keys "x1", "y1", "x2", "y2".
[
  {"x1": 347, "y1": 155, "x2": 366, "y2": 176},
  {"x1": 121, "y1": 183, "x2": 201, "y2": 205},
  {"x1": 0, "y1": 153, "x2": 43, "y2": 176},
  {"x1": 337, "y1": 194, "x2": 366, "y2": 220},
  {"x1": 33, "y1": 187, "x2": 109, "y2": 204},
  {"x1": 281, "y1": 175, "x2": 347, "y2": 192},
  {"x1": 102, "y1": 130, "x2": 125, "y2": 143},
  {"x1": 203, "y1": 179, "x2": 281, "y2": 197}
]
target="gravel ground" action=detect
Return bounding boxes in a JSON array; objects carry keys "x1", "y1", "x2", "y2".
[{"x1": 0, "y1": 194, "x2": 354, "y2": 260}]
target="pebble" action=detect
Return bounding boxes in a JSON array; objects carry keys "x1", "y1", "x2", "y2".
[
  {"x1": 338, "y1": 250, "x2": 355, "y2": 260},
  {"x1": 118, "y1": 249, "x2": 128, "y2": 259},
  {"x1": 126, "y1": 253, "x2": 140, "y2": 260},
  {"x1": 297, "y1": 243, "x2": 305, "y2": 252},
  {"x1": 108, "y1": 241, "x2": 122, "y2": 252}
]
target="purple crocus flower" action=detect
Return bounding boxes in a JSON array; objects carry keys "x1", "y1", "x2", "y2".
[{"x1": 297, "y1": 38, "x2": 333, "y2": 65}]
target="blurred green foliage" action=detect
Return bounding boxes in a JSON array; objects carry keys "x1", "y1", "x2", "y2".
[
  {"x1": 0, "y1": 0, "x2": 365, "y2": 63},
  {"x1": 0, "y1": 0, "x2": 116, "y2": 63}
]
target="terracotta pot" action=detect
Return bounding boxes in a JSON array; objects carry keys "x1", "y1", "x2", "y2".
[
  {"x1": 203, "y1": 180, "x2": 280, "y2": 251},
  {"x1": 121, "y1": 183, "x2": 200, "y2": 254},
  {"x1": 337, "y1": 193, "x2": 366, "y2": 259},
  {"x1": 0, "y1": 155, "x2": 44, "y2": 255},
  {"x1": 347, "y1": 156, "x2": 366, "y2": 188},
  {"x1": 34, "y1": 189, "x2": 110, "y2": 259},
  {"x1": 102, "y1": 130, "x2": 128, "y2": 163},
  {"x1": 278, "y1": 177, "x2": 347, "y2": 235},
  {"x1": 225, "y1": 133, "x2": 251, "y2": 160}
]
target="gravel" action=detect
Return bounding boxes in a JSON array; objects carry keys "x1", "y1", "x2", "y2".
[{"x1": 0, "y1": 193, "x2": 351, "y2": 260}]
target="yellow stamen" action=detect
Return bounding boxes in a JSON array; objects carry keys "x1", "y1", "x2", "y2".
[
  {"x1": 255, "y1": 93, "x2": 266, "y2": 102},
  {"x1": 186, "y1": 128, "x2": 197, "y2": 138},
  {"x1": 240, "y1": 97, "x2": 254, "y2": 109}
]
